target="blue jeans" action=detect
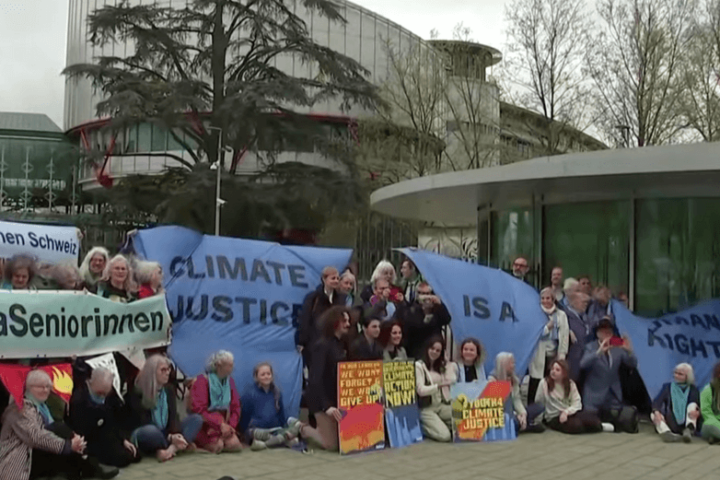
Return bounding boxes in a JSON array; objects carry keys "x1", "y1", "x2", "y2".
[{"x1": 133, "y1": 414, "x2": 203, "y2": 454}]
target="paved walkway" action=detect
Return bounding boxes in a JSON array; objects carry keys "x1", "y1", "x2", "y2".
[{"x1": 118, "y1": 424, "x2": 720, "y2": 480}]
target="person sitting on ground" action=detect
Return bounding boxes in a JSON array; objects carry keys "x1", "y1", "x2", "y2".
[
  {"x1": 399, "y1": 258, "x2": 423, "y2": 304},
  {"x1": 489, "y1": 352, "x2": 544, "y2": 433},
  {"x1": 350, "y1": 316, "x2": 384, "y2": 361},
  {"x1": 135, "y1": 260, "x2": 164, "y2": 299},
  {"x1": 97, "y1": 254, "x2": 138, "y2": 303},
  {"x1": 128, "y1": 355, "x2": 203, "y2": 462},
  {"x1": 700, "y1": 361, "x2": 720, "y2": 444},
  {"x1": 397, "y1": 282, "x2": 451, "y2": 360},
  {"x1": 189, "y1": 351, "x2": 242, "y2": 453},
  {"x1": 339, "y1": 270, "x2": 357, "y2": 308},
  {"x1": 69, "y1": 367, "x2": 140, "y2": 468},
  {"x1": 415, "y1": 336, "x2": 457, "y2": 442},
  {"x1": 580, "y1": 317, "x2": 638, "y2": 433},
  {"x1": 1, "y1": 254, "x2": 36, "y2": 291},
  {"x1": 360, "y1": 260, "x2": 402, "y2": 304},
  {"x1": 0, "y1": 369, "x2": 117, "y2": 480},
  {"x1": 529, "y1": 287, "x2": 570, "y2": 403},
  {"x1": 297, "y1": 266, "x2": 345, "y2": 367},
  {"x1": 240, "y1": 362, "x2": 303, "y2": 451},
  {"x1": 79, "y1": 247, "x2": 110, "y2": 293},
  {"x1": 652, "y1": 363, "x2": 701, "y2": 443},
  {"x1": 535, "y1": 360, "x2": 603, "y2": 434},
  {"x1": 379, "y1": 320, "x2": 407, "y2": 362},
  {"x1": 456, "y1": 338, "x2": 487, "y2": 383},
  {"x1": 304, "y1": 307, "x2": 351, "y2": 451}
]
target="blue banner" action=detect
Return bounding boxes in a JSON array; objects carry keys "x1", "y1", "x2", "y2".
[
  {"x1": 133, "y1": 226, "x2": 352, "y2": 416},
  {"x1": 614, "y1": 300, "x2": 720, "y2": 399},
  {"x1": 400, "y1": 249, "x2": 545, "y2": 377}
]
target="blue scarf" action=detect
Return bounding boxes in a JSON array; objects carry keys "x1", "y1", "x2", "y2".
[
  {"x1": 26, "y1": 394, "x2": 52, "y2": 425},
  {"x1": 89, "y1": 390, "x2": 106, "y2": 405},
  {"x1": 208, "y1": 373, "x2": 231, "y2": 411},
  {"x1": 670, "y1": 382, "x2": 690, "y2": 425},
  {"x1": 151, "y1": 388, "x2": 169, "y2": 429}
]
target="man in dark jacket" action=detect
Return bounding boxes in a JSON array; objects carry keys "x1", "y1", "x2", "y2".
[{"x1": 396, "y1": 282, "x2": 451, "y2": 360}]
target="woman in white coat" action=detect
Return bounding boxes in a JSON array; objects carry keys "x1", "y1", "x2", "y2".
[{"x1": 528, "y1": 287, "x2": 569, "y2": 405}]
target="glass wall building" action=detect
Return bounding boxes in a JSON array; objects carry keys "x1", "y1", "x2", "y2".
[{"x1": 371, "y1": 142, "x2": 720, "y2": 317}]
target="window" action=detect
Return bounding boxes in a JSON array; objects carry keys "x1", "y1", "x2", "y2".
[
  {"x1": 137, "y1": 124, "x2": 152, "y2": 152},
  {"x1": 151, "y1": 124, "x2": 167, "y2": 151}
]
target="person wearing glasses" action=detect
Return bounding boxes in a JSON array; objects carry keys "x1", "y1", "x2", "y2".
[
  {"x1": 128, "y1": 356, "x2": 203, "y2": 462},
  {"x1": 511, "y1": 256, "x2": 534, "y2": 288}
]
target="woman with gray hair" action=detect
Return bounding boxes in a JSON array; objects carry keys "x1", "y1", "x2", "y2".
[
  {"x1": 79, "y1": 246, "x2": 110, "y2": 293},
  {"x1": 0, "y1": 370, "x2": 112, "y2": 480},
  {"x1": 360, "y1": 260, "x2": 401, "y2": 303},
  {"x1": 189, "y1": 351, "x2": 242, "y2": 453},
  {"x1": 489, "y1": 352, "x2": 545, "y2": 434},
  {"x1": 652, "y1": 363, "x2": 701, "y2": 442},
  {"x1": 128, "y1": 355, "x2": 203, "y2": 462},
  {"x1": 97, "y1": 254, "x2": 138, "y2": 303},
  {"x1": 1, "y1": 254, "x2": 37, "y2": 290},
  {"x1": 136, "y1": 260, "x2": 164, "y2": 299}
]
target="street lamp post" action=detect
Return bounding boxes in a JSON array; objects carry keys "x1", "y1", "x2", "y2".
[{"x1": 207, "y1": 127, "x2": 223, "y2": 236}]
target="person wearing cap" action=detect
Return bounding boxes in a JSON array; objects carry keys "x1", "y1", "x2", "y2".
[{"x1": 580, "y1": 317, "x2": 639, "y2": 433}]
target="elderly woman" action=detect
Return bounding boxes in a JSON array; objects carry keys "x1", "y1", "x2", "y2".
[
  {"x1": 360, "y1": 260, "x2": 402, "y2": 304},
  {"x1": 128, "y1": 355, "x2": 203, "y2": 462},
  {"x1": 339, "y1": 270, "x2": 357, "y2": 307},
  {"x1": 79, "y1": 247, "x2": 110, "y2": 293},
  {"x1": 97, "y1": 254, "x2": 138, "y2": 303},
  {"x1": 1, "y1": 254, "x2": 36, "y2": 290},
  {"x1": 700, "y1": 362, "x2": 720, "y2": 444},
  {"x1": 69, "y1": 367, "x2": 140, "y2": 467},
  {"x1": 529, "y1": 287, "x2": 570, "y2": 404},
  {"x1": 489, "y1": 352, "x2": 545, "y2": 434},
  {"x1": 0, "y1": 370, "x2": 105, "y2": 480},
  {"x1": 652, "y1": 363, "x2": 701, "y2": 443},
  {"x1": 136, "y1": 260, "x2": 164, "y2": 299},
  {"x1": 190, "y1": 351, "x2": 242, "y2": 453},
  {"x1": 38, "y1": 262, "x2": 82, "y2": 290}
]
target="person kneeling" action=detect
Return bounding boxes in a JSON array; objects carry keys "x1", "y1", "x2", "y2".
[
  {"x1": 416, "y1": 336, "x2": 457, "y2": 442},
  {"x1": 535, "y1": 360, "x2": 603, "y2": 434},
  {"x1": 580, "y1": 318, "x2": 639, "y2": 433},
  {"x1": 652, "y1": 363, "x2": 700, "y2": 443},
  {"x1": 190, "y1": 351, "x2": 242, "y2": 453},
  {"x1": 129, "y1": 355, "x2": 203, "y2": 461},
  {"x1": 241, "y1": 362, "x2": 303, "y2": 451}
]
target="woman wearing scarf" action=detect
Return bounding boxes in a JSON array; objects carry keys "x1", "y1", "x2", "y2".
[
  {"x1": 652, "y1": 363, "x2": 700, "y2": 443},
  {"x1": 0, "y1": 370, "x2": 108, "y2": 480},
  {"x1": 128, "y1": 355, "x2": 203, "y2": 462},
  {"x1": 190, "y1": 351, "x2": 242, "y2": 453},
  {"x1": 700, "y1": 362, "x2": 720, "y2": 444},
  {"x1": 528, "y1": 287, "x2": 570, "y2": 404}
]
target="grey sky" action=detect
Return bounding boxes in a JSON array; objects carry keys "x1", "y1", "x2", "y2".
[{"x1": 0, "y1": 0, "x2": 508, "y2": 130}]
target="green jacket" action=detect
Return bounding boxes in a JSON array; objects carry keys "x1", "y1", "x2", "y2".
[{"x1": 700, "y1": 384, "x2": 720, "y2": 430}]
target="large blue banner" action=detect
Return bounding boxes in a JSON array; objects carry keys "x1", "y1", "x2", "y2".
[
  {"x1": 614, "y1": 300, "x2": 720, "y2": 399},
  {"x1": 133, "y1": 226, "x2": 352, "y2": 416},
  {"x1": 400, "y1": 249, "x2": 545, "y2": 376}
]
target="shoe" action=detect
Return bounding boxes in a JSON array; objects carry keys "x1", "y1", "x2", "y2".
[
  {"x1": 682, "y1": 428, "x2": 693, "y2": 443},
  {"x1": 252, "y1": 429, "x2": 272, "y2": 442},
  {"x1": 525, "y1": 424, "x2": 546, "y2": 433},
  {"x1": 660, "y1": 431, "x2": 682, "y2": 443},
  {"x1": 265, "y1": 434, "x2": 285, "y2": 448},
  {"x1": 250, "y1": 440, "x2": 267, "y2": 451},
  {"x1": 286, "y1": 417, "x2": 302, "y2": 437},
  {"x1": 97, "y1": 465, "x2": 120, "y2": 479},
  {"x1": 708, "y1": 437, "x2": 719, "y2": 445},
  {"x1": 285, "y1": 437, "x2": 300, "y2": 448},
  {"x1": 601, "y1": 423, "x2": 615, "y2": 433}
]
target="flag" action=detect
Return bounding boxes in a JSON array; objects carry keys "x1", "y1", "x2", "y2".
[{"x1": 0, "y1": 363, "x2": 74, "y2": 409}]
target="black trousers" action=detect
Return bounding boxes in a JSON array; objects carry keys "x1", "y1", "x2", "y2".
[
  {"x1": 87, "y1": 437, "x2": 140, "y2": 468},
  {"x1": 30, "y1": 422, "x2": 100, "y2": 480},
  {"x1": 599, "y1": 405, "x2": 639, "y2": 434}
]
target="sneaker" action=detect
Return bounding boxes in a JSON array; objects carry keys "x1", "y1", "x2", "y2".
[
  {"x1": 660, "y1": 431, "x2": 682, "y2": 443},
  {"x1": 250, "y1": 440, "x2": 267, "y2": 451},
  {"x1": 601, "y1": 423, "x2": 615, "y2": 433},
  {"x1": 252, "y1": 429, "x2": 272, "y2": 442},
  {"x1": 265, "y1": 434, "x2": 285, "y2": 448},
  {"x1": 682, "y1": 428, "x2": 693, "y2": 443},
  {"x1": 285, "y1": 437, "x2": 300, "y2": 448},
  {"x1": 286, "y1": 417, "x2": 302, "y2": 437}
]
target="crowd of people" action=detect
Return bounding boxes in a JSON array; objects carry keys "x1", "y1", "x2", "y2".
[{"x1": 0, "y1": 247, "x2": 718, "y2": 480}]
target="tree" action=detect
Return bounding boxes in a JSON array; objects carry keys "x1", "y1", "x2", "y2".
[
  {"x1": 502, "y1": 0, "x2": 593, "y2": 152},
  {"x1": 63, "y1": 0, "x2": 378, "y2": 237},
  {"x1": 585, "y1": 0, "x2": 695, "y2": 147}
]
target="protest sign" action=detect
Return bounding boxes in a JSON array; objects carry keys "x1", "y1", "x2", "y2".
[
  {"x1": 132, "y1": 226, "x2": 352, "y2": 417},
  {"x1": 0, "y1": 363, "x2": 73, "y2": 408},
  {"x1": 383, "y1": 361, "x2": 423, "y2": 448},
  {"x1": 0, "y1": 291, "x2": 171, "y2": 358},
  {"x1": 0, "y1": 220, "x2": 80, "y2": 264},
  {"x1": 401, "y1": 248, "x2": 546, "y2": 376},
  {"x1": 85, "y1": 353, "x2": 123, "y2": 400},
  {"x1": 337, "y1": 361, "x2": 385, "y2": 455},
  {"x1": 451, "y1": 381, "x2": 516, "y2": 442},
  {"x1": 614, "y1": 299, "x2": 720, "y2": 399}
]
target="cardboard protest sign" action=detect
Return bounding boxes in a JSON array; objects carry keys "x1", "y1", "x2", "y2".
[
  {"x1": 337, "y1": 361, "x2": 385, "y2": 455},
  {"x1": 383, "y1": 361, "x2": 423, "y2": 448},
  {"x1": 451, "y1": 381, "x2": 517, "y2": 442}
]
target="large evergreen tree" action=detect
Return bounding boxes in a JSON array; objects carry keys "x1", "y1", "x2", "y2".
[{"x1": 64, "y1": 0, "x2": 378, "y2": 238}]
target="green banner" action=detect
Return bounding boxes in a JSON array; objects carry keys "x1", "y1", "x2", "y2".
[{"x1": 0, "y1": 291, "x2": 171, "y2": 359}]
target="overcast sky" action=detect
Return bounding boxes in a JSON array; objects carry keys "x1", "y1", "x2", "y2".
[{"x1": 0, "y1": 0, "x2": 508, "y2": 130}]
